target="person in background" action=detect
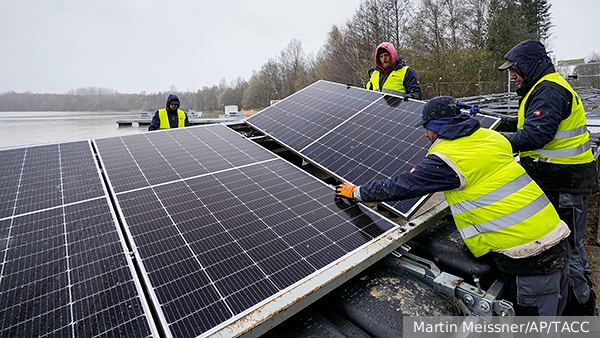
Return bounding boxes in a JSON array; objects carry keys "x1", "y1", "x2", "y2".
[
  {"x1": 368, "y1": 42, "x2": 422, "y2": 100},
  {"x1": 148, "y1": 94, "x2": 191, "y2": 131},
  {"x1": 366, "y1": 66, "x2": 378, "y2": 90},
  {"x1": 336, "y1": 96, "x2": 571, "y2": 316},
  {"x1": 498, "y1": 39, "x2": 599, "y2": 316}
]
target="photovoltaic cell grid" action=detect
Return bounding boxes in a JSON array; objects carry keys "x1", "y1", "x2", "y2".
[
  {"x1": 0, "y1": 141, "x2": 156, "y2": 338},
  {"x1": 245, "y1": 82, "x2": 378, "y2": 151},
  {"x1": 93, "y1": 124, "x2": 399, "y2": 338},
  {"x1": 247, "y1": 80, "x2": 500, "y2": 217}
]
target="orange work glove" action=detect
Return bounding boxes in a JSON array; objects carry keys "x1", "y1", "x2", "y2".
[{"x1": 336, "y1": 182, "x2": 357, "y2": 199}]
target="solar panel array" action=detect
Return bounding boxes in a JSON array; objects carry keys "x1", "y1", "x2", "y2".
[
  {"x1": 93, "y1": 124, "x2": 400, "y2": 338},
  {"x1": 0, "y1": 141, "x2": 157, "y2": 338},
  {"x1": 0, "y1": 81, "x2": 498, "y2": 337},
  {"x1": 247, "y1": 80, "x2": 499, "y2": 218}
]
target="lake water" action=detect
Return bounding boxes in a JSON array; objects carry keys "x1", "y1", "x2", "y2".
[{"x1": 0, "y1": 111, "x2": 150, "y2": 149}]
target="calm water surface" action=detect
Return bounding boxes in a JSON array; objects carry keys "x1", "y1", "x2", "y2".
[{"x1": 0, "y1": 111, "x2": 150, "y2": 149}]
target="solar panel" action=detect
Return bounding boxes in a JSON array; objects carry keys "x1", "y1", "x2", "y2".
[
  {"x1": 93, "y1": 124, "x2": 412, "y2": 338},
  {"x1": 0, "y1": 141, "x2": 158, "y2": 338},
  {"x1": 247, "y1": 80, "x2": 500, "y2": 218}
]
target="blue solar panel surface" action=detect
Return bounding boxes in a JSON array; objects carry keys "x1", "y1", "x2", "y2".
[
  {"x1": 0, "y1": 141, "x2": 157, "y2": 337},
  {"x1": 94, "y1": 124, "x2": 399, "y2": 337},
  {"x1": 247, "y1": 80, "x2": 499, "y2": 218}
]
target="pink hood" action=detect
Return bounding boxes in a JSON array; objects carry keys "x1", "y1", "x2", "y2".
[{"x1": 375, "y1": 42, "x2": 398, "y2": 73}]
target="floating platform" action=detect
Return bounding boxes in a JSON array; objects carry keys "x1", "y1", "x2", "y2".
[{"x1": 116, "y1": 117, "x2": 245, "y2": 127}]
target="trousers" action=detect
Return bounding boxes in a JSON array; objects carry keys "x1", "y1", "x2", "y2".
[
  {"x1": 547, "y1": 192, "x2": 592, "y2": 304},
  {"x1": 502, "y1": 264, "x2": 570, "y2": 316}
]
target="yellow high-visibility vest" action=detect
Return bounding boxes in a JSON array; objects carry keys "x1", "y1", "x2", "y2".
[
  {"x1": 370, "y1": 66, "x2": 409, "y2": 96},
  {"x1": 517, "y1": 73, "x2": 594, "y2": 164},
  {"x1": 158, "y1": 108, "x2": 186, "y2": 129},
  {"x1": 429, "y1": 128, "x2": 561, "y2": 257}
]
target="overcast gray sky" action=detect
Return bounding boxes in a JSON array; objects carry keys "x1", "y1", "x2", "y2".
[
  {"x1": 0, "y1": 0, "x2": 597, "y2": 94},
  {"x1": 548, "y1": 0, "x2": 599, "y2": 61}
]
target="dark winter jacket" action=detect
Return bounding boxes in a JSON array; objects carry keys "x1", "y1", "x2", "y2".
[
  {"x1": 503, "y1": 40, "x2": 598, "y2": 194},
  {"x1": 357, "y1": 114, "x2": 570, "y2": 275},
  {"x1": 372, "y1": 42, "x2": 422, "y2": 100},
  {"x1": 148, "y1": 94, "x2": 191, "y2": 131},
  {"x1": 356, "y1": 115, "x2": 478, "y2": 202}
]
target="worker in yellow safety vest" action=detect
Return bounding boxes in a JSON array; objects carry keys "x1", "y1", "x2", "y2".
[
  {"x1": 366, "y1": 66, "x2": 378, "y2": 90},
  {"x1": 498, "y1": 40, "x2": 598, "y2": 316},
  {"x1": 148, "y1": 94, "x2": 191, "y2": 131},
  {"x1": 368, "y1": 42, "x2": 422, "y2": 100},
  {"x1": 336, "y1": 96, "x2": 572, "y2": 316}
]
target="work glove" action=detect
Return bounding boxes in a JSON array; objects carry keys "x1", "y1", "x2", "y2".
[{"x1": 336, "y1": 182, "x2": 357, "y2": 199}]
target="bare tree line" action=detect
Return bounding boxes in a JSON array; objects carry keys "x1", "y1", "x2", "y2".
[
  {"x1": 4, "y1": 0, "x2": 597, "y2": 113},
  {"x1": 245, "y1": 0, "x2": 565, "y2": 104}
]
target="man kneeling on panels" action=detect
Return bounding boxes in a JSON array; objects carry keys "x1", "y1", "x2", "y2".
[{"x1": 336, "y1": 96, "x2": 572, "y2": 316}]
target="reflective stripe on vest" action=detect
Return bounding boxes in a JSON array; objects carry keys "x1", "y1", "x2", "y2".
[
  {"x1": 429, "y1": 128, "x2": 560, "y2": 257},
  {"x1": 370, "y1": 66, "x2": 409, "y2": 95},
  {"x1": 382, "y1": 88, "x2": 407, "y2": 96},
  {"x1": 517, "y1": 73, "x2": 594, "y2": 164},
  {"x1": 158, "y1": 108, "x2": 186, "y2": 129},
  {"x1": 450, "y1": 173, "x2": 532, "y2": 215},
  {"x1": 554, "y1": 125, "x2": 588, "y2": 139},
  {"x1": 533, "y1": 143, "x2": 591, "y2": 159},
  {"x1": 457, "y1": 193, "x2": 551, "y2": 239}
]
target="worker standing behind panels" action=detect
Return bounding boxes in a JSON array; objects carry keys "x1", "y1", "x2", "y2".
[
  {"x1": 336, "y1": 96, "x2": 572, "y2": 316},
  {"x1": 148, "y1": 94, "x2": 191, "y2": 131},
  {"x1": 366, "y1": 66, "x2": 378, "y2": 90},
  {"x1": 369, "y1": 42, "x2": 422, "y2": 100},
  {"x1": 498, "y1": 40, "x2": 599, "y2": 316}
]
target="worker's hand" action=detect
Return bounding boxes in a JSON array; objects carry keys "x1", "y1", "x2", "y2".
[{"x1": 336, "y1": 182, "x2": 357, "y2": 199}]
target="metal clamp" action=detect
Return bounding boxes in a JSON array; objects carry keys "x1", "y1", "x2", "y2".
[{"x1": 386, "y1": 246, "x2": 514, "y2": 318}]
